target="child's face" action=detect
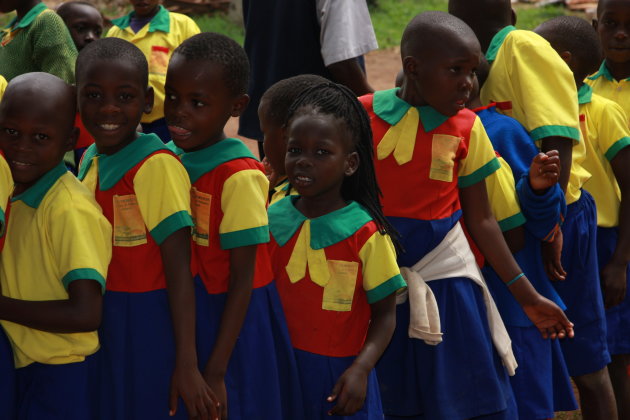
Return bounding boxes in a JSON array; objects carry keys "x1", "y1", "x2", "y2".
[
  {"x1": 404, "y1": 37, "x2": 480, "y2": 116},
  {"x1": 596, "y1": 0, "x2": 630, "y2": 64},
  {"x1": 130, "y1": 0, "x2": 160, "y2": 18},
  {"x1": 0, "y1": 89, "x2": 75, "y2": 195},
  {"x1": 77, "y1": 59, "x2": 153, "y2": 155},
  {"x1": 164, "y1": 54, "x2": 248, "y2": 152},
  {"x1": 285, "y1": 109, "x2": 358, "y2": 199},
  {"x1": 63, "y1": 5, "x2": 103, "y2": 51},
  {"x1": 258, "y1": 99, "x2": 286, "y2": 177}
]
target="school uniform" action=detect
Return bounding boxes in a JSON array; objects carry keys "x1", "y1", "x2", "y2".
[
  {"x1": 361, "y1": 88, "x2": 517, "y2": 420},
  {"x1": 268, "y1": 196, "x2": 405, "y2": 420},
  {"x1": 587, "y1": 61, "x2": 630, "y2": 127},
  {"x1": 175, "y1": 137, "x2": 303, "y2": 419},
  {"x1": 579, "y1": 84, "x2": 630, "y2": 357},
  {"x1": 0, "y1": 163, "x2": 111, "y2": 419},
  {"x1": 78, "y1": 133, "x2": 193, "y2": 420}
]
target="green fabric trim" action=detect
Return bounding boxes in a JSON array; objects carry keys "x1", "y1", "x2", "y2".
[
  {"x1": 111, "y1": 5, "x2": 170, "y2": 33},
  {"x1": 485, "y1": 25, "x2": 516, "y2": 62},
  {"x1": 372, "y1": 88, "x2": 449, "y2": 132},
  {"x1": 0, "y1": 207, "x2": 5, "y2": 237},
  {"x1": 578, "y1": 84, "x2": 593, "y2": 105},
  {"x1": 165, "y1": 140, "x2": 184, "y2": 156},
  {"x1": 150, "y1": 210, "x2": 193, "y2": 245},
  {"x1": 268, "y1": 197, "x2": 374, "y2": 248},
  {"x1": 77, "y1": 143, "x2": 98, "y2": 180},
  {"x1": 497, "y1": 212, "x2": 526, "y2": 232},
  {"x1": 78, "y1": 133, "x2": 168, "y2": 190},
  {"x1": 366, "y1": 274, "x2": 406, "y2": 304},
  {"x1": 530, "y1": 125, "x2": 581, "y2": 142},
  {"x1": 8, "y1": 2, "x2": 47, "y2": 30},
  {"x1": 180, "y1": 138, "x2": 257, "y2": 183},
  {"x1": 12, "y1": 162, "x2": 67, "y2": 208},
  {"x1": 61, "y1": 268, "x2": 106, "y2": 292},
  {"x1": 605, "y1": 136, "x2": 630, "y2": 161},
  {"x1": 458, "y1": 157, "x2": 500, "y2": 188},
  {"x1": 219, "y1": 225, "x2": 269, "y2": 250}
]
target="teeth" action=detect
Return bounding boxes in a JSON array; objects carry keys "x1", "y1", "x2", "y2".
[
  {"x1": 296, "y1": 176, "x2": 311, "y2": 182},
  {"x1": 100, "y1": 124, "x2": 120, "y2": 131},
  {"x1": 12, "y1": 161, "x2": 31, "y2": 167}
]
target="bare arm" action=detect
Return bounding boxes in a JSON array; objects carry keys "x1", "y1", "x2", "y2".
[{"x1": 327, "y1": 58, "x2": 374, "y2": 96}]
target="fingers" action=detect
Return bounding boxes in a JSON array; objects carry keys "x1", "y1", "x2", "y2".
[{"x1": 169, "y1": 383, "x2": 178, "y2": 417}]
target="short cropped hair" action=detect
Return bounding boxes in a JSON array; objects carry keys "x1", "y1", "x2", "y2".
[
  {"x1": 173, "y1": 32, "x2": 249, "y2": 96},
  {"x1": 261, "y1": 74, "x2": 329, "y2": 126},
  {"x1": 76, "y1": 38, "x2": 148, "y2": 87},
  {"x1": 56, "y1": 1, "x2": 99, "y2": 20}
]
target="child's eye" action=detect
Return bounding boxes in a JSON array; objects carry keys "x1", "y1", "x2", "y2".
[
  {"x1": 316, "y1": 149, "x2": 330, "y2": 156},
  {"x1": 450, "y1": 66, "x2": 461, "y2": 74},
  {"x1": 166, "y1": 93, "x2": 176, "y2": 101},
  {"x1": 287, "y1": 147, "x2": 300, "y2": 154},
  {"x1": 4, "y1": 128, "x2": 17, "y2": 136},
  {"x1": 86, "y1": 91, "x2": 101, "y2": 100},
  {"x1": 604, "y1": 19, "x2": 617, "y2": 27},
  {"x1": 193, "y1": 99, "x2": 205, "y2": 108},
  {"x1": 35, "y1": 133, "x2": 49, "y2": 141},
  {"x1": 119, "y1": 93, "x2": 134, "y2": 101}
]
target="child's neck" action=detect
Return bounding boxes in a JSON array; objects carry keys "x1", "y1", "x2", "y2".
[
  {"x1": 16, "y1": 0, "x2": 40, "y2": 19},
  {"x1": 294, "y1": 194, "x2": 347, "y2": 219},
  {"x1": 605, "y1": 58, "x2": 630, "y2": 81},
  {"x1": 181, "y1": 132, "x2": 226, "y2": 153},
  {"x1": 466, "y1": 96, "x2": 483, "y2": 110},
  {"x1": 398, "y1": 80, "x2": 426, "y2": 108},
  {"x1": 95, "y1": 133, "x2": 138, "y2": 156}
]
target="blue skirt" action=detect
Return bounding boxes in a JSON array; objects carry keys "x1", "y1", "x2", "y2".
[
  {"x1": 596, "y1": 226, "x2": 630, "y2": 355},
  {"x1": 0, "y1": 327, "x2": 16, "y2": 420},
  {"x1": 376, "y1": 277, "x2": 517, "y2": 420},
  {"x1": 94, "y1": 289, "x2": 188, "y2": 420},
  {"x1": 195, "y1": 277, "x2": 303, "y2": 420},
  {"x1": 294, "y1": 348, "x2": 383, "y2": 420}
]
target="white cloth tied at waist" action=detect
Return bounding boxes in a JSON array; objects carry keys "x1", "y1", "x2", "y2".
[{"x1": 397, "y1": 221, "x2": 517, "y2": 376}]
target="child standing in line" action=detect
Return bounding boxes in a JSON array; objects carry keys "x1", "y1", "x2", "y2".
[
  {"x1": 75, "y1": 38, "x2": 218, "y2": 420},
  {"x1": 268, "y1": 82, "x2": 405, "y2": 419},
  {"x1": 539, "y1": 15, "x2": 630, "y2": 419},
  {"x1": 107, "y1": 0, "x2": 200, "y2": 142},
  {"x1": 0, "y1": 72, "x2": 112, "y2": 419},
  {"x1": 164, "y1": 32, "x2": 303, "y2": 420},
  {"x1": 361, "y1": 12, "x2": 574, "y2": 420},
  {"x1": 258, "y1": 74, "x2": 328, "y2": 204},
  {"x1": 0, "y1": 0, "x2": 77, "y2": 83}
]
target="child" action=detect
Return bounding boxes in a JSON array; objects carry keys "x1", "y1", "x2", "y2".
[
  {"x1": 258, "y1": 74, "x2": 328, "y2": 203},
  {"x1": 0, "y1": 0, "x2": 77, "y2": 83},
  {"x1": 0, "y1": 72, "x2": 112, "y2": 419},
  {"x1": 107, "y1": 0, "x2": 200, "y2": 142},
  {"x1": 163, "y1": 32, "x2": 303, "y2": 419},
  {"x1": 268, "y1": 81, "x2": 405, "y2": 419},
  {"x1": 360, "y1": 12, "x2": 574, "y2": 419},
  {"x1": 75, "y1": 38, "x2": 217, "y2": 420},
  {"x1": 56, "y1": 1, "x2": 103, "y2": 52},
  {"x1": 538, "y1": 15, "x2": 630, "y2": 419}
]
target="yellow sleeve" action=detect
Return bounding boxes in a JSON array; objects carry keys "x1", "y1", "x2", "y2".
[
  {"x1": 0, "y1": 75, "x2": 7, "y2": 100},
  {"x1": 0, "y1": 154, "x2": 12, "y2": 235},
  {"x1": 458, "y1": 117, "x2": 501, "y2": 187},
  {"x1": 133, "y1": 153, "x2": 193, "y2": 245},
  {"x1": 359, "y1": 231, "x2": 405, "y2": 304},
  {"x1": 219, "y1": 169, "x2": 270, "y2": 249},
  {"x1": 485, "y1": 157, "x2": 526, "y2": 231},
  {"x1": 599, "y1": 101, "x2": 630, "y2": 161}
]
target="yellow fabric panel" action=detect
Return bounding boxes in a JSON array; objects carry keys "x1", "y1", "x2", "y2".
[
  {"x1": 133, "y1": 153, "x2": 191, "y2": 233},
  {"x1": 458, "y1": 117, "x2": 497, "y2": 179},
  {"x1": 481, "y1": 30, "x2": 579, "y2": 140},
  {"x1": 0, "y1": 75, "x2": 7, "y2": 99},
  {"x1": 358, "y1": 231, "x2": 400, "y2": 293},
  {"x1": 565, "y1": 123, "x2": 590, "y2": 205},
  {"x1": 106, "y1": 13, "x2": 200, "y2": 123},
  {"x1": 0, "y1": 172, "x2": 112, "y2": 367},
  {"x1": 0, "y1": 153, "x2": 13, "y2": 233},
  {"x1": 486, "y1": 157, "x2": 522, "y2": 225},
  {"x1": 80, "y1": 155, "x2": 99, "y2": 194},
  {"x1": 220, "y1": 169, "x2": 269, "y2": 235},
  {"x1": 586, "y1": 76, "x2": 630, "y2": 128},
  {"x1": 581, "y1": 94, "x2": 630, "y2": 227}
]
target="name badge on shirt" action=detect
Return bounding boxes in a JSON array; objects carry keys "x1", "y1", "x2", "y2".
[
  {"x1": 191, "y1": 187, "x2": 211, "y2": 247},
  {"x1": 113, "y1": 194, "x2": 147, "y2": 247},
  {"x1": 322, "y1": 260, "x2": 359, "y2": 312},
  {"x1": 429, "y1": 134, "x2": 460, "y2": 182}
]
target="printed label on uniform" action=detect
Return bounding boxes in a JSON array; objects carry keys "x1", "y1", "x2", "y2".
[
  {"x1": 113, "y1": 194, "x2": 147, "y2": 247},
  {"x1": 149, "y1": 45, "x2": 169, "y2": 75},
  {"x1": 579, "y1": 114, "x2": 588, "y2": 143},
  {"x1": 429, "y1": 134, "x2": 461, "y2": 182},
  {"x1": 191, "y1": 187, "x2": 211, "y2": 246},
  {"x1": 322, "y1": 260, "x2": 359, "y2": 312}
]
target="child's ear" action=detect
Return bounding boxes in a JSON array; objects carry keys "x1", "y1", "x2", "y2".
[
  {"x1": 402, "y1": 56, "x2": 418, "y2": 80},
  {"x1": 592, "y1": 19, "x2": 598, "y2": 31},
  {"x1": 231, "y1": 94, "x2": 250, "y2": 118},
  {"x1": 144, "y1": 86, "x2": 154, "y2": 114},
  {"x1": 559, "y1": 50, "x2": 572, "y2": 66},
  {"x1": 344, "y1": 151, "x2": 359, "y2": 177},
  {"x1": 65, "y1": 126, "x2": 79, "y2": 152}
]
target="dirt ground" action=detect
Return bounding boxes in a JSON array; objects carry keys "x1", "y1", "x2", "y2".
[{"x1": 226, "y1": 48, "x2": 402, "y2": 156}]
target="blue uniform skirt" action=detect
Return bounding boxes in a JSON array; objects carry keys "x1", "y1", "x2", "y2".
[
  {"x1": 94, "y1": 289, "x2": 188, "y2": 420},
  {"x1": 596, "y1": 226, "x2": 630, "y2": 355},
  {"x1": 293, "y1": 348, "x2": 383, "y2": 420},
  {"x1": 0, "y1": 327, "x2": 16, "y2": 420},
  {"x1": 376, "y1": 277, "x2": 517, "y2": 420},
  {"x1": 553, "y1": 191, "x2": 611, "y2": 376},
  {"x1": 195, "y1": 277, "x2": 303, "y2": 420},
  {"x1": 16, "y1": 355, "x2": 93, "y2": 420}
]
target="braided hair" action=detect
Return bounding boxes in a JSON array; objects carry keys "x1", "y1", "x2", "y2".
[{"x1": 285, "y1": 82, "x2": 401, "y2": 251}]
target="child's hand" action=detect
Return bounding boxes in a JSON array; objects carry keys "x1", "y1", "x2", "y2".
[
  {"x1": 529, "y1": 150, "x2": 560, "y2": 193},
  {"x1": 169, "y1": 366, "x2": 221, "y2": 420},
  {"x1": 327, "y1": 364, "x2": 369, "y2": 416},
  {"x1": 203, "y1": 371, "x2": 228, "y2": 420},
  {"x1": 600, "y1": 260, "x2": 628, "y2": 309},
  {"x1": 518, "y1": 293, "x2": 574, "y2": 340},
  {"x1": 541, "y1": 230, "x2": 566, "y2": 281}
]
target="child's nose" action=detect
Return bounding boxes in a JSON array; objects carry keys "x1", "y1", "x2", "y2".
[{"x1": 614, "y1": 28, "x2": 628, "y2": 40}]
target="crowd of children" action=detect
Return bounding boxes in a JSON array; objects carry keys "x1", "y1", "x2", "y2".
[{"x1": 0, "y1": 0, "x2": 628, "y2": 419}]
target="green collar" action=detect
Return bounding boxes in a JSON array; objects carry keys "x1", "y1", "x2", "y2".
[
  {"x1": 373, "y1": 88, "x2": 449, "y2": 132},
  {"x1": 486, "y1": 25, "x2": 516, "y2": 62},
  {"x1": 180, "y1": 138, "x2": 257, "y2": 183},
  {"x1": 111, "y1": 5, "x2": 170, "y2": 33},
  {"x1": 77, "y1": 133, "x2": 168, "y2": 190},
  {"x1": 6, "y1": 2, "x2": 47, "y2": 31},
  {"x1": 165, "y1": 140, "x2": 183, "y2": 156},
  {"x1": 12, "y1": 162, "x2": 67, "y2": 208},
  {"x1": 269, "y1": 197, "x2": 373, "y2": 249},
  {"x1": 587, "y1": 60, "x2": 630, "y2": 82},
  {"x1": 578, "y1": 83, "x2": 593, "y2": 105}
]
